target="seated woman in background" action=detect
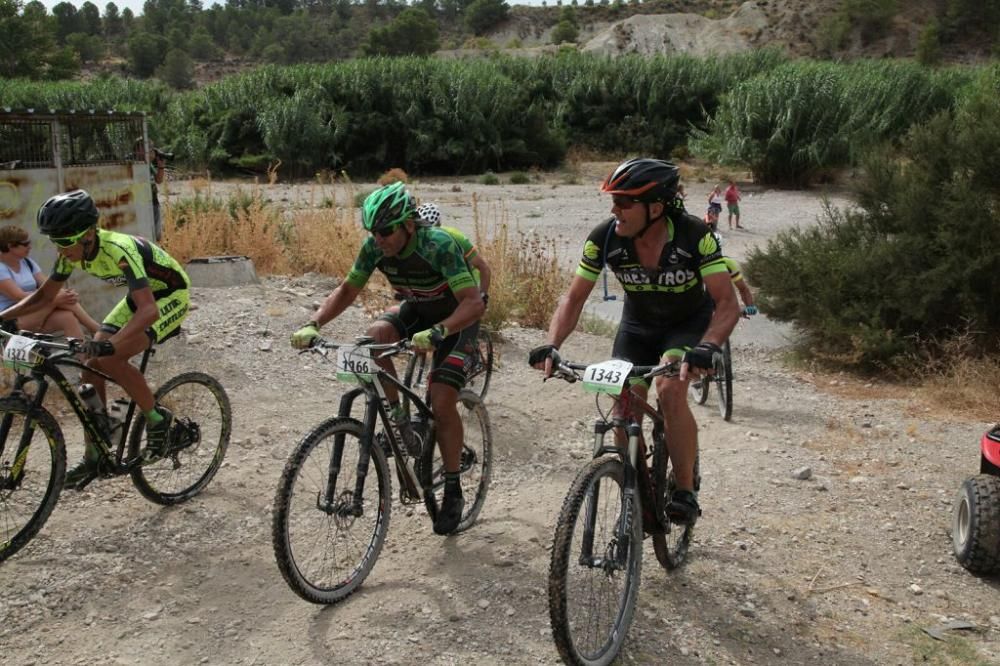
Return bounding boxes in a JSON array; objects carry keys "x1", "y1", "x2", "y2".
[{"x1": 0, "y1": 225, "x2": 100, "y2": 339}]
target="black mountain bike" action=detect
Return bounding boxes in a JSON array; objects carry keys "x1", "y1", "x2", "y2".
[
  {"x1": 272, "y1": 337, "x2": 493, "y2": 604},
  {"x1": 545, "y1": 353, "x2": 700, "y2": 666},
  {"x1": 688, "y1": 339, "x2": 733, "y2": 421},
  {"x1": 0, "y1": 328, "x2": 232, "y2": 563}
]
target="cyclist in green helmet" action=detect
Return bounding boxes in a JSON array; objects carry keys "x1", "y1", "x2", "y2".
[{"x1": 290, "y1": 182, "x2": 485, "y2": 536}]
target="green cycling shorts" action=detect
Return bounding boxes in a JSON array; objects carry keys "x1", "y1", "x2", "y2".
[{"x1": 100, "y1": 289, "x2": 190, "y2": 343}]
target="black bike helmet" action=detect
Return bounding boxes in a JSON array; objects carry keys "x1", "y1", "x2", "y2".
[
  {"x1": 600, "y1": 158, "x2": 680, "y2": 204},
  {"x1": 37, "y1": 189, "x2": 99, "y2": 237}
]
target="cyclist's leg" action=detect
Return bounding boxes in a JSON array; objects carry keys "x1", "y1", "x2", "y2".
[
  {"x1": 428, "y1": 322, "x2": 478, "y2": 473},
  {"x1": 654, "y1": 304, "x2": 712, "y2": 497},
  {"x1": 371, "y1": 302, "x2": 421, "y2": 405}
]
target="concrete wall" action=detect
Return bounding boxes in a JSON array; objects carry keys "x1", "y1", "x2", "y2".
[{"x1": 0, "y1": 164, "x2": 156, "y2": 317}]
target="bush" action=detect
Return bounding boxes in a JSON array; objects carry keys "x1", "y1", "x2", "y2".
[
  {"x1": 479, "y1": 171, "x2": 500, "y2": 185},
  {"x1": 508, "y1": 171, "x2": 530, "y2": 184},
  {"x1": 745, "y1": 67, "x2": 1000, "y2": 370}
]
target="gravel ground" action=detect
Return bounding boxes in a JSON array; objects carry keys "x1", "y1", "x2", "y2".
[{"x1": 1, "y1": 169, "x2": 998, "y2": 666}]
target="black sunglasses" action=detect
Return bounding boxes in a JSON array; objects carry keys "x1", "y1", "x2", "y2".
[
  {"x1": 612, "y1": 195, "x2": 643, "y2": 210},
  {"x1": 12, "y1": 240, "x2": 31, "y2": 247},
  {"x1": 372, "y1": 225, "x2": 400, "y2": 239}
]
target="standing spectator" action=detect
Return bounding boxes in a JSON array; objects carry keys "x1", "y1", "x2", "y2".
[
  {"x1": 134, "y1": 138, "x2": 165, "y2": 241},
  {"x1": 706, "y1": 184, "x2": 723, "y2": 231},
  {"x1": 0, "y1": 224, "x2": 99, "y2": 338},
  {"x1": 725, "y1": 179, "x2": 744, "y2": 230}
]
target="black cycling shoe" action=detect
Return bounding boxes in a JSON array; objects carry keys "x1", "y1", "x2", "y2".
[
  {"x1": 666, "y1": 489, "x2": 701, "y2": 526},
  {"x1": 433, "y1": 491, "x2": 465, "y2": 535},
  {"x1": 65, "y1": 456, "x2": 100, "y2": 489}
]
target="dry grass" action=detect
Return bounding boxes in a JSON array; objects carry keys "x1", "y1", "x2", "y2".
[{"x1": 471, "y1": 193, "x2": 569, "y2": 331}]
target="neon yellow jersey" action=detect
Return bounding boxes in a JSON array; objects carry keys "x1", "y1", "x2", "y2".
[
  {"x1": 52, "y1": 228, "x2": 189, "y2": 293},
  {"x1": 723, "y1": 256, "x2": 744, "y2": 283}
]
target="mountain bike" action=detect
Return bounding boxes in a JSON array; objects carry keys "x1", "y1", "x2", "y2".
[
  {"x1": 0, "y1": 328, "x2": 232, "y2": 563},
  {"x1": 687, "y1": 339, "x2": 733, "y2": 421},
  {"x1": 272, "y1": 337, "x2": 493, "y2": 604},
  {"x1": 545, "y1": 353, "x2": 700, "y2": 666},
  {"x1": 402, "y1": 326, "x2": 494, "y2": 401}
]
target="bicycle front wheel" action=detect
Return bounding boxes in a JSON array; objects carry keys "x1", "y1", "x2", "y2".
[
  {"x1": 0, "y1": 397, "x2": 66, "y2": 563},
  {"x1": 715, "y1": 341, "x2": 733, "y2": 421},
  {"x1": 420, "y1": 390, "x2": 492, "y2": 532},
  {"x1": 549, "y1": 457, "x2": 642, "y2": 666},
  {"x1": 129, "y1": 372, "x2": 231, "y2": 505},
  {"x1": 272, "y1": 417, "x2": 391, "y2": 604}
]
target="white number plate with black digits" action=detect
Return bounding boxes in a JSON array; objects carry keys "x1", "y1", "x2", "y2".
[
  {"x1": 336, "y1": 346, "x2": 375, "y2": 383},
  {"x1": 582, "y1": 359, "x2": 633, "y2": 395},
  {"x1": 2, "y1": 335, "x2": 41, "y2": 374}
]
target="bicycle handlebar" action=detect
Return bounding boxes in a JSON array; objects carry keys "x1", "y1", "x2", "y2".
[
  {"x1": 307, "y1": 337, "x2": 413, "y2": 360},
  {"x1": 548, "y1": 350, "x2": 680, "y2": 384}
]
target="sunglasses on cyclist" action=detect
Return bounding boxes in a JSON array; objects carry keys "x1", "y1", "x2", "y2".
[
  {"x1": 371, "y1": 225, "x2": 401, "y2": 239},
  {"x1": 12, "y1": 240, "x2": 31, "y2": 248},
  {"x1": 611, "y1": 195, "x2": 643, "y2": 210},
  {"x1": 49, "y1": 228, "x2": 91, "y2": 248}
]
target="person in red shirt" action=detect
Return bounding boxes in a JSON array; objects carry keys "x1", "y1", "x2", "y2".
[{"x1": 725, "y1": 180, "x2": 744, "y2": 230}]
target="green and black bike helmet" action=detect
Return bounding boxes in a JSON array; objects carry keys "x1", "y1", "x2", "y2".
[
  {"x1": 362, "y1": 182, "x2": 417, "y2": 234},
  {"x1": 600, "y1": 158, "x2": 680, "y2": 204},
  {"x1": 37, "y1": 189, "x2": 99, "y2": 237}
]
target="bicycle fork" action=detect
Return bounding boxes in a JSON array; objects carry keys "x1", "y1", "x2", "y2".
[{"x1": 577, "y1": 420, "x2": 640, "y2": 572}]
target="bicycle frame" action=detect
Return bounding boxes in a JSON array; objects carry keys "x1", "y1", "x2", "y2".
[
  {"x1": 1, "y1": 333, "x2": 156, "y2": 483},
  {"x1": 326, "y1": 347, "x2": 434, "y2": 511}
]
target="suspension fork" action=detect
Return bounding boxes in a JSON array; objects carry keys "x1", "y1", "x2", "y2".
[
  {"x1": 1, "y1": 376, "x2": 49, "y2": 489},
  {"x1": 578, "y1": 419, "x2": 617, "y2": 566},
  {"x1": 320, "y1": 387, "x2": 371, "y2": 514}
]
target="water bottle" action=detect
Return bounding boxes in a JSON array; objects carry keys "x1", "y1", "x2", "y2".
[
  {"x1": 77, "y1": 383, "x2": 109, "y2": 440},
  {"x1": 107, "y1": 399, "x2": 128, "y2": 443}
]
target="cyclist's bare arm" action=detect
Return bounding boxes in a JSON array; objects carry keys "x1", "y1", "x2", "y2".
[
  {"x1": 437, "y1": 285, "x2": 484, "y2": 334},
  {"x1": 734, "y1": 279, "x2": 754, "y2": 308},
  {"x1": 311, "y1": 282, "x2": 362, "y2": 327},
  {"x1": 545, "y1": 275, "x2": 596, "y2": 349},
  {"x1": 700, "y1": 271, "x2": 741, "y2": 348},
  {"x1": 471, "y1": 254, "x2": 492, "y2": 295},
  {"x1": 0, "y1": 276, "x2": 61, "y2": 321}
]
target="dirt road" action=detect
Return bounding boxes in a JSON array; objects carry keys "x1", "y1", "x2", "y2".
[{"x1": 2, "y1": 174, "x2": 997, "y2": 665}]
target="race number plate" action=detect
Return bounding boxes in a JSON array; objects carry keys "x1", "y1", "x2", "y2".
[
  {"x1": 582, "y1": 359, "x2": 633, "y2": 395},
  {"x1": 2, "y1": 334, "x2": 41, "y2": 374},
  {"x1": 336, "y1": 346, "x2": 375, "y2": 383}
]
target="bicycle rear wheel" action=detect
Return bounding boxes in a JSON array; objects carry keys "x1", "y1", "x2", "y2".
[
  {"x1": 129, "y1": 372, "x2": 231, "y2": 505},
  {"x1": 650, "y1": 423, "x2": 697, "y2": 570},
  {"x1": 0, "y1": 398, "x2": 66, "y2": 563},
  {"x1": 420, "y1": 390, "x2": 492, "y2": 532},
  {"x1": 687, "y1": 374, "x2": 709, "y2": 405},
  {"x1": 465, "y1": 329, "x2": 494, "y2": 400},
  {"x1": 715, "y1": 341, "x2": 733, "y2": 421},
  {"x1": 272, "y1": 417, "x2": 391, "y2": 604},
  {"x1": 549, "y1": 457, "x2": 642, "y2": 666}
]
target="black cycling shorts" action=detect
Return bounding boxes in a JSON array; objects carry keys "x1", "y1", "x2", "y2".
[
  {"x1": 611, "y1": 299, "x2": 714, "y2": 366},
  {"x1": 378, "y1": 301, "x2": 479, "y2": 392}
]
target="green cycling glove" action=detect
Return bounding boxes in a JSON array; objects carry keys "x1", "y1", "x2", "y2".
[
  {"x1": 291, "y1": 322, "x2": 320, "y2": 349},
  {"x1": 412, "y1": 324, "x2": 448, "y2": 352}
]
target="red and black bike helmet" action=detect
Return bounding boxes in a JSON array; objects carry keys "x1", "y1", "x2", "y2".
[{"x1": 600, "y1": 158, "x2": 680, "y2": 204}]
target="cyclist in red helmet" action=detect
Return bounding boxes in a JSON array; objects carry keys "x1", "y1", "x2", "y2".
[{"x1": 530, "y1": 158, "x2": 741, "y2": 524}]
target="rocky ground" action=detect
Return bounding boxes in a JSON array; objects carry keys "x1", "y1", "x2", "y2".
[{"x1": 2, "y1": 172, "x2": 999, "y2": 665}]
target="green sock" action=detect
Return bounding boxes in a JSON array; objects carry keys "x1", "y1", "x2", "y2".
[{"x1": 146, "y1": 408, "x2": 163, "y2": 425}]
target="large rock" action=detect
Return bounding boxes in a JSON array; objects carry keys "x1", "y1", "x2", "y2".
[{"x1": 582, "y1": 1, "x2": 767, "y2": 57}]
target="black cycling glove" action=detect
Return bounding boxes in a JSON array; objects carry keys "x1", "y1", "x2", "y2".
[
  {"x1": 682, "y1": 342, "x2": 722, "y2": 370},
  {"x1": 80, "y1": 339, "x2": 116, "y2": 358},
  {"x1": 528, "y1": 344, "x2": 558, "y2": 366}
]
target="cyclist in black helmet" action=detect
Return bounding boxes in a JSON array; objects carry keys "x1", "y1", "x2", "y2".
[
  {"x1": 0, "y1": 189, "x2": 190, "y2": 487},
  {"x1": 529, "y1": 158, "x2": 741, "y2": 525}
]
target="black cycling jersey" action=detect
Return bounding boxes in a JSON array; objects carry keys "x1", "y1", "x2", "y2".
[{"x1": 576, "y1": 210, "x2": 727, "y2": 326}]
